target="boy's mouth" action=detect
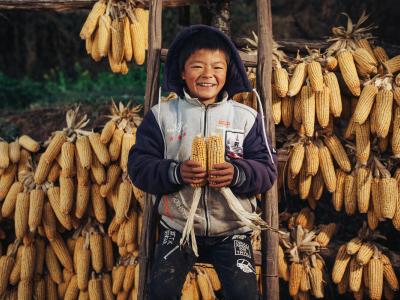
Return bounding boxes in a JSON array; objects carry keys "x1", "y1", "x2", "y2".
[{"x1": 196, "y1": 82, "x2": 216, "y2": 87}]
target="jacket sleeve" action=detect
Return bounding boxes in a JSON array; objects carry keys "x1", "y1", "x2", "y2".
[
  {"x1": 230, "y1": 113, "x2": 278, "y2": 197},
  {"x1": 128, "y1": 110, "x2": 182, "y2": 195}
]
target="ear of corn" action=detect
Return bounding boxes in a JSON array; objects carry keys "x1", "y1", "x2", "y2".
[
  {"x1": 76, "y1": 136, "x2": 92, "y2": 169},
  {"x1": 45, "y1": 245, "x2": 63, "y2": 284},
  {"x1": 318, "y1": 144, "x2": 336, "y2": 193},
  {"x1": 337, "y1": 50, "x2": 361, "y2": 96},
  {"x1": 312, "y1": 170, "x2": 325, "y2": 201},
  {"x1": 90, "y1": 232, "x2": 104, "y2": 273},
  {"x1": 272, "y1": 90, "x2": 282, "y2": 125},
  {"x1": 323, "y1": 72, "x2": 342, "y2": 117},
  {"x1": 353, "y1": 47, "x2": 378, "y2": 75},
  {"x1": 43, "y1": 132, "x2": 67, "y2": 164},
  {"x1": 375, "y1": 88, "x2": 393, "y2": 138},
  {"x1": 89, "y1": 132, "x2": 111, "y2": 166},
  {"x1": 281, "y1": 96, "x2": 293, "y2": 128},
  {"x1": 290, "y1": 143, "x2": 305, "y2": 177},
  {"x1": 109, "y1": 128, "x2": 124, "y2": 161},
  {"x1": 324, "y1": 135, "x2": 351, "y2": 173},
  {"x1": 301, "y1": 85, "x2": 316, "y2": 137},
  {"x1": 356, "y1": 166, "x2": 371, "y2": 214},
  {"x1": 288, "y1": 62, "x2": 307, "y2": 97},
  {"x1": 316, "y1": 223, "x2": 336, "y2": 247},
  {"x1": 308, "y1": 61, "x2": 324, "y2": 92},
  {"x1": 1, "y1": 181, "x2": 22, "y2": 218},
  {"x1": 91, "y1": 184, "x2": 107, "y2": 224},
  {"x1": 315, "y1": 86, "x2": 330, "y2": 128},
  {"x1": 373, "y1": 46, "x2": 389, "y2": 64},
  {"x1": 353, "y1": 84, "x2": 378, "y2": 124},
  {"x1": 356, "y1": 242, "x2": 374, "y2": 265},
  {"x1": 15, "y1": 192, "x2": 29, "y2": 239},
  {"x1": 120, "y1": 132, "x2": 136, "y2": 172},
  {"x1": 289, "y1": 262, "x2": 303, "y2": 296},
  {"x1": 384, "y1": 55, "x2": 400, "y2": 74},
  {"x1": 273, "y1": 67, "x2": 289, "y2": 97},
  {"x1": 355, "y1": 120, "x2": 370, "y2": 165},
  {"x1": 130, "y1": 19, "x2": 146, "y2": 65},
  {"x1": 101, "y1": 120, "x2": 117, "y2": 144},
  {"x1": 332, "y1": 169, "x2": 346, "y2": 211},
  {"x1": 368, "y1": 257, "x2": 384, "y2": 300},
  {"x1": 191, "y1": 136, "x2": 207, "y2": 188},
  {"x1": 50, "y1": 235, "x2": 74, "y2": 271},
  {"x1": 98, "y1": 14, "x2": 112, "y2": 57},
  {"x1": 28, "y1": 189, "x2": 45, "y2": 232},
  {"x1": 0, "y1": 164, "x2": 17, "y2": 200},
  {"x1": 380, "y1": 177, "x2": 398, "y2": 219}
]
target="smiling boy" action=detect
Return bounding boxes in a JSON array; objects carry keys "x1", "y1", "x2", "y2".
[{"x1": 128, "y1": 25, "x2": 277, "y2": 300}]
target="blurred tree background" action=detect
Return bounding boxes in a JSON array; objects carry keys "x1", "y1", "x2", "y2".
[{"x1": 0, "y1": 0, "x2": 399, "y2": 109}]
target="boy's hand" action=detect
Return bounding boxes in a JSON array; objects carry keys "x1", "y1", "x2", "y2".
[
  {"x1": 208, "y1": 162, "x2": 234, "y2": 188},
  {"x1": 180, "y1": 160, "x2": 207, "y2": 185}
]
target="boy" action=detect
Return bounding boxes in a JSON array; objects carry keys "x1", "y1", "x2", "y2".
[{"x1": 128, "y1": 25, "x2": 277, "y2": 300}]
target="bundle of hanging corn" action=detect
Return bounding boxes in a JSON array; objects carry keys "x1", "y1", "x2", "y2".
[
  {"x1": 80, "y1": 0, "x2": 149, "y2": 73},
  {"x1": 278, "y1": 207, "x2": 336, "y2": 299},
  {"x1": 180, "y1": 265, "x2": 222, "y2": 300},
  {"x1": 332, "y1": 223, "x2": 399, "y2": 300}
]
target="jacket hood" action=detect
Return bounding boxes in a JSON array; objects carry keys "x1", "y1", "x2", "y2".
[{"x1": 162, "y1": 24, "x2": 252, "y2": 99}]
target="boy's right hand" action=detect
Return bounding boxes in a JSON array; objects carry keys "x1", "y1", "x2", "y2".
[{"x1": 180, "y1": 160, "x2": 207, "y2": 185}]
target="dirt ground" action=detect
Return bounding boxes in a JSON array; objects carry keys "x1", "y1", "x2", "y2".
[{"x1": 0, "y1": 103, "x2": 119, "y2": 143}]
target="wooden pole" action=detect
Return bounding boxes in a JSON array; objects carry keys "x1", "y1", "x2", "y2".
[
  {"x1": 256, "y1": 0, "x2": 279, "y2": 299},
  {"x1": 138, "y1": 1, "x2": 162, "y2": 299}
]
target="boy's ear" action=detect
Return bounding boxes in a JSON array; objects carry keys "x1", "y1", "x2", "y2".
[{"x1": 181, "y1": 72, "x2": 185, "y2": 80}]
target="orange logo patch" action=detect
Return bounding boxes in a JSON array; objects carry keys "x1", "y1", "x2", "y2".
[{"x1": 218, "y1": 120, "x2": 230, "y2": 126}]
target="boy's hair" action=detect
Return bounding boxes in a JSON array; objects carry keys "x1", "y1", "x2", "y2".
[{"x1": 177, "y1": 30, "x2": 231, "y2": 73}]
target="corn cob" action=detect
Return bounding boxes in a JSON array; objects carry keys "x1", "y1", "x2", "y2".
[
  {"x1": 380, "y1": 177, "x2": 398, "y2": 219},
  {"x1": 373, "y1": 46, "x2": 389, "y2": 64},
  {"x1": 190, "y1": 136, "x2": 207, "y2": 188},
  {"x1": 288, "y1": 62, "x2": 307, "y2": 97},
  {"x1": 91, "y1": 184, "x2": 107, "y2": 223},
  {"x1": 79, "y1": 0, "x2": 106, "y2": 39},
  {"x1": 43, "y1": 132, "x2": 66, "y2": 164},
  {"x1": 369, "y1": 257, "x2": 384, "y2": 300},
  {"x1": 102, "y1": 273, "x2": 114, "y2": 300},
  {"x1": 8, "y1": 140, "x2": 20, "y2": 164},
  {"x1": 271, "y1": 90, "x2": 282, "y2": 125},
  {"x1": 34, "y1": 277, "x2": 46, "y2": 300},
  {"x1": 324, "y1": 135, "x2": 351, "y2": 172},
  {"x1": 356, "y1": 39, "x2": 376, "y2": 60},
  {"x1": 316, "y1": 223, "x2": 336, "y2": 247},
  {"x1": 101, "y1": 120, "x2": 116, "y2": 144},
  {"x1": 112, "y1": 265, "x2": 126, "y2": 294},
  {"x1": 47, "y1": 161, "x2": 61, "y2": 183},
  {"x1": 392, "y1": 107, "x2": 400, "y2": 156},
  {"x1": 289, "y1": 262, "x2": 303, "y2": 296},
  {"x1": 134, "y1": 8, "x2": 149, "y2": 49},
  {"x1": 50, "y1": 235, "x2": 74, "y2": 271},
  {"x1": 14, "y1": 192, "x2": 29, "y2": 239},
  {"x1": 20, "y1": 244, "x2": 35, "y2": 281},
  {"x1": 318, "y1": 143, "x2": 336, "y2": 192},
  {"x1": 17, "y1": 279, "x2": 33, "y2": 300},
  {"x1": 353, "y1": 84, "x2": 378, "y2": 124},
  {"x1": 384, "y1": 55, "x2": 400, "y2": 74},
  {"x1": 43, "y1": 201, "x2": 57, "y2": 240},
  {"x1": 130, "y1": 19, "x2": 146, "y2": 65},
  {"x1": 88, "y1": 274, "x2": 103, "y2": 299},
  {"x1": 124, "y1": 210, "x2": 137, "y2": 245},
  {"x1": 310, "y1": 267, "x2": 324, "y2": 298},
  {"x1": 299, "y1": 164, "x2": 312, "y2": 200},
  {"x1": 332, "y1": 169, "x2": 346, "y2": 211},
  {"x1": 120, "y1": 132, "x2": 136, "y2": 172},
  {"x1": 289, "y1": 143, "x2": 305, "y2": 177},
  {"x1": 0, "y1": 163, "x2": 17, "y2": 200},
  {"x1": 299, "y1": 266, "x2": 310, "y2": 292},
  {"x1": 60, "y1": 141, "x2": 75, "y2": 177},
  {"x1": 97, "y1": 14, "x2": 111, "y2": 58},
  {"x1": 89, "y1": 132, "x2": 111, "y2": 166},
  {"x1": 337, "y1": 267, "x2": 349, "y2": 294},
  {"x1": 315, "y1": 86, "x2": 330, "y2": 128},
  {"x1": 380, "y1": 254, "x2": 399, "y2": 292},
  {"x1": 348, "y1": 257, "x2": 363, "y2": 292},
  {"x1": 45, "y1": 245, "x2": 63, "y2": 284},
  {"x1": 312, "y1": 170, "x2": 325, "y2": 201},
  {"x1": 344, "y1": 173, "x2": 357, "y2": 216},
  {"x1": 337, "y1": 50, "x2": 361, "y2": 96},
  {"x1": 18, "y1": 135, "x2": 40, "y2": 152},
  {"x1": 34, "y1": 238, "x2": 46, "y2": 275},
  {"x1": 76, "y1": 135, "x2": 92, "y2": 169},
  {"x1": 1, "y1": 181, "x2": 22, "y2": 218},
  {"x1": 90, "y1": 231, "x2": 104, "y2": 273},
  {"x1": 355, "y1": 120, "x2": 370, "y2": 165},
  {"x1": 293, "y1": 93, "x2": 302, "y2": 123},
  {"x1": 123, "y1": 261, "x2": 136, "y2": 292},
  {"x1": 91, "y1": 154, "x2": 106, "y2": 184},
  {"x1": 28, "y1": 188, "x2": 44, "y2": 232},
  {"x1": 273, "y1": 67, "x2": 289, "y2": 97},
  {"x1": 0, "y1": 255, "x2": 14, "y2": 295},
  {"x1": 75, "y1": 183, "x2": 90, "y2": 219},
  {"x1": 295, "y1": 207, "x2": 313, "y2": 228},
  {"x1": 103, "y1": 235, "x2": 114, "y2": 272},
  {"x1": 304, "y1": 142, "x2": 319, "y2": 176},
  {"x1": 326, "y1": 56, "x2": 338, "y2": 70},
  {"x1": 356, "y1": 166, "x2": 371, "y2": 214},
  {"x1": 34, "y1": 155, "x2": 51, "y2": 184},
  {"x1": 281, "y1": 96, "x2": 293, "y2": 128},
  {"x1": 356, "y1": 242, "x2": 374, "y2": 266},
  {"x1": 59, "y1": 175, "x2": 75, "y2": 214},
  {"x1": 77, "y1": 243, "x2": 90, "y2": 291},
  {"x1": 332, "y1": 244, "x2": 351, "y2": 284},
  {"x1": 308, "y1": 61, "x2": 324, "y2": 92},
  {"x1": 301, "y1": 85, "x2": 316, "y2": 137},
  {"x1": 394, "y1": 86, "x2": 400, "y2": 105},
  {"x1": 45, "y1": 273, "x2": 58, "y2": 300},
  {"x1": 375, "y1": 88, "x2": 393, "y2": 138},
  {"x1": 64, "y1": 274, "x2": 79, "y2": 300},
  {"x1": 393, "y1": 199, "x2": 400, "y2": 231},
  {"x1": 109, "y1": 128, "x2": 124, "y2": 161},
  {"x1": 0, "y1": 141, "x2": 9, "y2": 169},
  {"x1": 116, "y1": 180, "x2": 132, "y2": 224},
  {"x1": 353, "y1": 47, "x2": 378, "y2": 74},
  {"x1": 367, "y1": 207, "x2": 379, "y2": 230},
  {"x1": 323, "y1": 72, "x2": 342, "y2": 117},
  {"x1": 9, "y1": 246, "x2": 22, "y2": 286}
]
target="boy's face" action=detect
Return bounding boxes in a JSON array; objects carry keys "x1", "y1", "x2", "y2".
[{"x1": 181, "y1": 49, "x2": 227, "y2": 106}]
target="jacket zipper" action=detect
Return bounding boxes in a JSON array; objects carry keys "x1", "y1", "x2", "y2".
[{"x1": 203, "y1": 106, "x2": 209, "y2": 236}]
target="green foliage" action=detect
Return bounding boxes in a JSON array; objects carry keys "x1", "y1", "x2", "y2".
[{"x1": 0, "y1": 63, "x2": 150, "y2": 109}]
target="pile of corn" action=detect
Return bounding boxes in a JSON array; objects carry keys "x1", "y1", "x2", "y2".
[
  {"x1": 0, "y1": 103, "x2": 145, "y2": 299},
  {"x1": 278, "y1": 208, "x2": 336, "y2": 299},
  {"x1": 180, "y1": 265, "x2": 222, "y2": 300},
  {"x1": 332, "y1": 224, "x2": 399, "y2": 300},
  {"x1": 80, "y1": 0, "x2": 149, "y2": 73}
]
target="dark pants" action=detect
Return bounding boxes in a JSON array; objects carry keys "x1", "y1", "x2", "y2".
[{"x1": 148, "y1": 228, "x2": 259, "y2": 300}]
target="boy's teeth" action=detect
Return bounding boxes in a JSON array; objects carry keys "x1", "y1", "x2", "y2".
[{"x1": 198, "y1": 83, "x2": 214, "y2": 87}]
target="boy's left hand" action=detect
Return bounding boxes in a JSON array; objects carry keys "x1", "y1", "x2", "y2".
[{"x1": 208, "y1": 162, "x2": 234, "y2": 188}]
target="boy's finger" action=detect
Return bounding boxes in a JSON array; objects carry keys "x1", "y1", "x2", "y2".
[
  {"x1": 208, "y1": 168, "x2": 233, "y2": 176},
  {"x1": 185, "y1": 160, "x2": 203, "y2": 167},
  {"x1": 208, "y1": 175, "x2": 232, "y2": 183},
  {"x1": 211, "y1": 162, "x2": 231, "y2": 169},
  {"x1": 209, "y1": 180, "x2": 232, "y2": 188},
  {"x1": 181, "y1": 171, "x2": 206, "y2": 179},
  {"x1": 181, "y1": 165, "x2": 206, "y2": 174}
]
